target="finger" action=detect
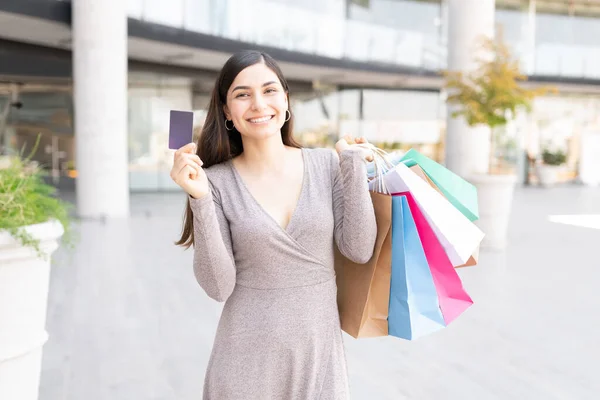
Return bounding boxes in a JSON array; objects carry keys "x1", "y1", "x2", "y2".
[
  {"x1": 182, "y1": 153, "x2": 204, "y2": 167},
  {"x1": 356, "y1": 137, "x2": 368, "y2": 144},
  {"x1": 179, "y1": 160, "x2": 201, "y2": 177},
  {"x1": 172, "y1": 154, "x2": 187, "y2": 172},
  {"x1": 174, "y1": 154, "x2": 202, "y2": 172},
  {"x1": 176, "y1": 142, "x2": 197, "y2": 156},
  {"x1": 343, "y1": 135, "x2": 356, "y2": 144},
  {"x1": 188, "y1": 159, "x2": 203, "y2": 173},
  {"x1": 182, "y1": 165, "x2": 197, "y2": 180},
  {"x1": 335, "y1": 138, "x2": 349, "y2": 151}
]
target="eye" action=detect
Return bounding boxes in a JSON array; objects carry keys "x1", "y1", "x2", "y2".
[
  {"x1": 265, "y1": 88, "x2": 277, "y2": 94},
  {"x1": 235, "y1": 93, "x2": 249, "y2": 98}
]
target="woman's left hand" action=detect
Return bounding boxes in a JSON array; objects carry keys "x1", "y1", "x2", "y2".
[{"x1": 335, "y1": 135, "x2": 374, "y2": 162}]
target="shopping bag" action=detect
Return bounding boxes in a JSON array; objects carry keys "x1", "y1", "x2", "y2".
[
  {"x1": 401, "y1": 149, "x2": 479, "y2": 222},
  {"x1": 409, "y1": 165, "x2": 479, "y2": 268},
  {"x1": 399, "y1": 193, "x2": 474, "y2": 324},
  {"x1": 388, "y1": 195, "x2": 445, "y2": 340},
  {"x1": 335, "y1": 191, "x2": 392, "y2": 338},
  {"x1": 457, "y1": 246, "x2": 479, "y2": 268},
  {"x1": 382, "y1": 162, "x2": 484, "y2": 267}
]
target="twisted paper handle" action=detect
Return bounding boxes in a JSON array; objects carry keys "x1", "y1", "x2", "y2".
[{"x1": 354, "y1": 143, "x2": 397, "y2": 194}]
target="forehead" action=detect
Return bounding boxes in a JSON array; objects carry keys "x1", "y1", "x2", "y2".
[{"x1": 229, "y1": 63, "x2": 281, "y2": 89}]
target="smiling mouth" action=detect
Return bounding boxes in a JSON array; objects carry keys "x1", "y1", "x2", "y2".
[{"x1": 248, "y1": 115, "x2": 274, "y2": 123}]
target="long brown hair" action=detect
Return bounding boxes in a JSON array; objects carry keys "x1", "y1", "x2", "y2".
[{"x1": 175, "y1": 50, "x2": 301, "y2": 248}]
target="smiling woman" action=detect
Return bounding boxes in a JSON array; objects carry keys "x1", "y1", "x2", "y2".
[
  {"x1": 168, "y1": 50, "x2": 378, "y2": 400},
  {"x1": 224, "y1": 66, "x2": 291, "y2": 142}
]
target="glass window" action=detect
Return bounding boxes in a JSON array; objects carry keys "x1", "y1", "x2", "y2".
[
  {"x1": 496, "y1": 8, "x2": 532, "y2": 73},
  {"x1": 268, "y1": 0, "x2": 345, "y2": 16},
  {"x1": 128, "y1": 76, "x2": 194, "y2": 191},
  {"x1": 535, "y1": 13, "x2": 600, "y2": 78},
  {"x1": 127, "y1": 0, "x2": 144, "y2": 19},
  {"x1": 529, "y1": 94, "x2": 600, "y2": 182},
  {"x1": 5, "y1": 91, "x2": 75, "y2": 184},
  {"x1": 362, "y1": 90, "x2": 442, "y2": 150},
  {"x1": 348, "y1": 0, "x2": 442, "y2": 68},
  {"x1": 183, "y1": 0, "x2": 213, "y2": 34},
  {"x1": 141, "y1": 0, "x2": 185, "y2": 28}
]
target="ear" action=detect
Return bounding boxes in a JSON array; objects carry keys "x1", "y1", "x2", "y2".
[{"x1": 223, "y1": 104, "x2": 231, "y2": 120}]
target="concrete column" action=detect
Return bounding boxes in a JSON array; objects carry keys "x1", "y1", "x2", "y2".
[
  {"x1": 524, "y1": 0, "x2": 537, "y2": 75},
  {"x1": 445, "y1": 0, "x2": 495, "y2": 177},
  {"x1": 73, "y1": 0, "x2": 129, "y2": 218}
]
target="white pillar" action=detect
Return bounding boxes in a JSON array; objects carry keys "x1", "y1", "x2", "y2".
[
  {"x1": 445, "y1": 0, "x2": 495, "y2": 177},
  {"x1": 73, "y1": 0, "x2": 129, "y2": 218},
  {"x1": 524, "y1": 0, "x2": 537, "y2": 75}
]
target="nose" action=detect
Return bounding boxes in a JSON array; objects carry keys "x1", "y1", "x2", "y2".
[{"x1": 251, "y1": 92, "x2": 267, "y2": 111}]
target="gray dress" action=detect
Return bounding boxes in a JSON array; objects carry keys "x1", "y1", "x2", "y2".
[{"x1": 189, "y1": 147, "x2": 377, "y2": 400}]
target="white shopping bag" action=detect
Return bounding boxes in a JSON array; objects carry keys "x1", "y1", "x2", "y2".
[{"x1": 377, "y1": 162, "x2": 485, "y2": 267}]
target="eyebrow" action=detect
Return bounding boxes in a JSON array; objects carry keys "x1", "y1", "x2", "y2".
[{"x1": 231, "y1": 81, "x2": 278, "y2": 93}]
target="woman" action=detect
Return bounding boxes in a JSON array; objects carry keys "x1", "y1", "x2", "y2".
[{"x1": 171, "y1": 50, "x2": 377, "y2": 399}]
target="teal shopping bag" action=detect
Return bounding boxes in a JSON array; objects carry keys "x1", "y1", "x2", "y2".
[
  {"x1": 400, "y1": 149, "x2": 479, "y2": 221},
  {"x1": 388, "y1": 196, "x2": 446, "y2": 340}
]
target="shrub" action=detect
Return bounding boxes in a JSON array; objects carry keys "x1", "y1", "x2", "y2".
[{"x1": 0, "y1": 137, "x2": 72, "y2": 258}]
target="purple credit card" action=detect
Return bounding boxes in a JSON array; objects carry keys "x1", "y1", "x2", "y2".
[{"x1": 169, "y1": 110, "x2": 194, "y2": 150}]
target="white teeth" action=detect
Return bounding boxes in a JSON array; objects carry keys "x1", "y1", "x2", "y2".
[{"x1": 249, "y1": 116, "x2": 272, "y2": 123}]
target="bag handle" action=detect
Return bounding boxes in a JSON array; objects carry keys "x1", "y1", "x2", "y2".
[{"x1": 354, "y1": 143, "x2": 397, "y2": 194}]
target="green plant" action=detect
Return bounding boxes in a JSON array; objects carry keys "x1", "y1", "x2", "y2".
[
  {"x1": 64, "y1": 159, "x2": 76, "y2": 170},
  {"x1": 541, "y1": 148, "x2": 566, "y2": 166},
  {"x1": 442, "y1": 26, "x2": 556, "y2": 173},
  {"x1": 0, "y1": 136, "x2": 73, "y2": 258}
]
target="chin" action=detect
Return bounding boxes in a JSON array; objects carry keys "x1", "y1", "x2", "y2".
[{"x1": 244, "y1": 124, "x2": 283, "y2": 139}]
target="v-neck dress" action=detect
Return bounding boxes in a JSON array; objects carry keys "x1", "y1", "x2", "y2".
[{"x1": 189, "y1": 147, "x2": 377, "y2": 400}]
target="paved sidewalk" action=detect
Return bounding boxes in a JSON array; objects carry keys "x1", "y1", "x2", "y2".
[{"x1": 40, "y1": 186, "x2": 600, "y2": 400}]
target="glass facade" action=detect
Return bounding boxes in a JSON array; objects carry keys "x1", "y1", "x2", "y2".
[
  {"x1": 3, "y1": 0, "x2": 599, "y2": 190},
  {"x1": 124, "y1": 0, "x2": 600, "y2": 80},
  {"x1": 0, "y1": 87, "x2": 75, "y2": 187},
  {"x1": 127, "y1": 75, "x2": 195, "y2": 191},
  {"x1": 533, "y1": 12, "x2": 600, "y2": 78},
  {"x1": 128, "y1": 80, "x2": 457, "y2": 190}
]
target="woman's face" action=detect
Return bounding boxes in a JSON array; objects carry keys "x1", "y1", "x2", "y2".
[{"x1": 224, "y1": 63, "x2": 288, "y2": 140}]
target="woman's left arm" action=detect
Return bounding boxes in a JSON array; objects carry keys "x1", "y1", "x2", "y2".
[{"x1": 331, "y1": 147, "x2": 377, "y2": 264}]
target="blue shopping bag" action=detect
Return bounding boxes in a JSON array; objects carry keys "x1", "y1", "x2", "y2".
[{"x1": 388, "y1": 195, "x2": 446, "y2": 340}]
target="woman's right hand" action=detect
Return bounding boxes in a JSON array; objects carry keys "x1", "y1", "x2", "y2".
[{"x1": 170, "y1": 143, "x2": 209, "y2": 199}]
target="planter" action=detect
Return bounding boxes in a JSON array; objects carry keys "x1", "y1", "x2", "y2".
[
  {"x1": 536, "y1": 164, "x2": 563, "y2": 187},
  {"x1": 470, "y1": 173, "x2": 517, "y2": 250},
  {"x1": 0, "y1": 220, "x2": 64, "y2": 400}
]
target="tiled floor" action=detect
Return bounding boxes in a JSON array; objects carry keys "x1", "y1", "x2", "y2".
[{"x1": 40, "y1": 185, "x2": 600, "y2": 399}]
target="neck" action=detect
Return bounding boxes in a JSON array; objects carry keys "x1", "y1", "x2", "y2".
[{"x1": 238, "y1": 132, "x2": 290, "y2": 175}]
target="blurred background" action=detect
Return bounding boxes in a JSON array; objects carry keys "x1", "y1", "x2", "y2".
[
  {"x1": 1, "y1": 1, "x2": 600, "y2": 399},
  {"x1": 1, "y1": 0, "x2": 599, "y2": 194}
]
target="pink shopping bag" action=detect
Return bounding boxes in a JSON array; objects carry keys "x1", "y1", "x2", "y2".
[{"x1": 394, "y1": 192, "x2": 474, "y2": 324}]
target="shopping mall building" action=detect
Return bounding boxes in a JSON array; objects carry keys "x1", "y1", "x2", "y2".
[{"x1": 1, "y1": 0, "x2": 599, "y2": 217}]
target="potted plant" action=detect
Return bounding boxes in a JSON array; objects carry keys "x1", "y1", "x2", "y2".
[
  {"x1": 442, "y1": 28, "x2": 555, "y2": 249},
  {"x1": 0, "y1": 137, "x2": 72, "y2": 400},
  {"x1": 537, "y1": 146, "x2": 567, "y2": 187}
]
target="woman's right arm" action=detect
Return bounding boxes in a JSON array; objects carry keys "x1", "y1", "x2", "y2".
[
  {"x1": 170, "y1": 142, "x2": 236, "y2": 303},
  {"x1": 189, "y1": 188, "x2": 236, "y2": 302}
]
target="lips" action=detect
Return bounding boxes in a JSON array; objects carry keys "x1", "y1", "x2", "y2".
[{"x1": 248, "y1": 115, "x2": 274, "y2": 123}]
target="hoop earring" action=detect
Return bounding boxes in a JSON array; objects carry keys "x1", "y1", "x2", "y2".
[
  {"x1": 225, "y1": 119, "x2": 234, "y2": 131},
  {"x1": 285, "y1": 109, "x2": 291, "y2": 122}
]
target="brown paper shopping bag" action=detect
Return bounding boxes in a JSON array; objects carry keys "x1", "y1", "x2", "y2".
[
  {"x1": 409, "y1": 165, "x2": 479, "y2": 268},
  {"x1": 334, "y1": 191, "x2": 392, "y2": 339}
]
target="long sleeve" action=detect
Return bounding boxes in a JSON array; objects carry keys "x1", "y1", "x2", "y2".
[
  {"x1": 188, "y1": 183, "x2": 236, "y2": 302},
  {"x1": 331, "y1": 149, "x2": 377, "y2": 264}
]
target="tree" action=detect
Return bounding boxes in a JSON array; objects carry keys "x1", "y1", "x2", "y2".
[{"x1": 442, "y1": 27, "x2": 556, "y2": 173}]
